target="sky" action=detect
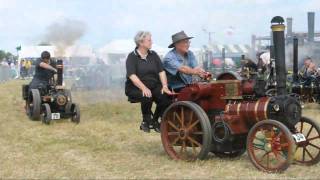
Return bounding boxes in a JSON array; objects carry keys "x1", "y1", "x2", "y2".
[{"x1": 0, "y1": 0, "x2": 319, "y2": 53}]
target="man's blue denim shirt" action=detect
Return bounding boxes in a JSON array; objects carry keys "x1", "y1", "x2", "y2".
[{"x1": 163, "y1": 49, "x2": 198, "y2": 89}]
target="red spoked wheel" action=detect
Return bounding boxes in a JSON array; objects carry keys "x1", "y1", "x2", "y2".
[
  {"x1": 161, "y1": 101, "x2": 212, "y2": 161},
  {"x1": 294, "y1": 116, "x2": 320, "y2": 165},
  {"x1": 247, "y1": 120, "x2": 296, "y2": 173}
]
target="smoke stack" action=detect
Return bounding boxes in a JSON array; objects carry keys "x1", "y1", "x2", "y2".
[
  {"x1": 56, "y1": 59, "x2": 63, "y2": 86},
  {"x1": 271, "y1": 16, "x2": 287, "y2": 95},
  {"x1": 293, "y1": 37, "x2": 299, "y2": 82},
  {"x1": 286, "y1": 17, "x2": 293, "y2": 43},
  {"x1": 308, "y1": 12, "x2": 315, "y2": 42},
  {"x1": 222, "y1": 47, "x2": 225, "y2": 70}
]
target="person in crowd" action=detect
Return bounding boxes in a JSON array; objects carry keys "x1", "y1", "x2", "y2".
[
  {"x1": 20, "y1": 59, "x2": 26, "y2": 79},
  {"x1": 299, "y1": 57, "x2": 313, "y2": 78},
  {"x1": 125, "y1": 31, "x2": 174, "y2": 133},
  {"x1": 163, "y1": 31, "x2": 206, "y2": 92},
  {"x1": 29, "y1": 51, "x2": 57, "y2": 89},
  {"x1": 25, "y1": 59, "x2": 32, "y2": 77}
]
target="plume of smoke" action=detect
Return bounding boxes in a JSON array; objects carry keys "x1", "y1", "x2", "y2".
[{"x1": 42, "y1": 18, "x2": 87, "y2": 57}]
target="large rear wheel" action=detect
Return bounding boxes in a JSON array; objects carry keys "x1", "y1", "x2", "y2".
[
  {"x1": 161, "y1": 101, "x2": 212, "y2": 161},
  {"x1": 26, "y1": 89, "x2": 41, "y2": 121},
  {"x1": 294, "y1": 116, "x2": 320, "y2": 165}
]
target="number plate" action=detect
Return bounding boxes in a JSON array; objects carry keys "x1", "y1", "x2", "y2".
[
  {"x1": 51, "y1": 113, "x2": 60, "y2": 120},
  {"x1": 292, "y1": 133, "x2": 306, "y2": 143}
]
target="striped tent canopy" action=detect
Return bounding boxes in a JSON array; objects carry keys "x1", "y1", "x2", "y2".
[{"x1": 208, "y1": 44, "x2": 251, "y2": 55}]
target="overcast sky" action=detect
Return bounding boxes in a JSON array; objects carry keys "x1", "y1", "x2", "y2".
[{"x1": 0, "y1": 0, "x2": 319, "y2": 52}]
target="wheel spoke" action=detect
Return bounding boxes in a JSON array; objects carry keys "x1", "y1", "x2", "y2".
[
  {"x1": 168, "y1": 121, "x2": 179, "y2": 131},
  {"x1": 273, "y1": 151, "x2": 282, "y2": 162},
  {"x1": 180, "y1": 106, "x2": 185, "y2": 128},
  {"x1": 275, "y1": 131, "x2": 283, "y2": 140},
  {"x1": 302, "y1": 147, "x2": 306, "y2": 161},
  {"x1": 188, "y1": 111, "x2": 194, "y2": 126},
  {"x1": 305, "y1": 148, "x2": 314, "y2": 159},
  {"x1": 308, "y1": 142, "x2": 320, "y2": 150},
  {"x1": 253, "y1": 143, "x2": 265, "y2": 151},
  {"x1": 180, "y1": 140, "x2": 186, "y2": 156},
  {"x1": 306, "y1": 126, "x2": 314, "y2": 138},
  {"x1": 174, "y1": 112, "x2": 183, "y2": 126},
  {"x1": 187, "y1": 119, "x2": 200, "y2": 131},
  {"x1": 192, "y1": 131, "x2": 204, "y2": 135},
  {"x1": 280, "y1": 142, "x2": 289, "y2": 148},
  {"x1": 307, "y1": 135, "x2": 320, "y2": 141},
  {"x1": 259, "y1": 152, "x2": 269, "y2": 163},
  {"x1": 255, "y1": 137, "x2": 266, "y2": 143},
  {"x1": 191, "y1": 141, "x2": 197, "y2": 156},
  {"x1": 300, "y1": 121, "x2": 304, "y2": 133},
  {"x1": 271, "y1": 127, "x2": 275, "y2": 138},
  {"x1": 279, "y1": 151, "x2": 287, "y2": 159},
  {"x1": 171, "y1": 136, "x2": 180, "y2": 146},
  {"x1": 266, "y1": 153, "x2": 270, "y2": 168},
  {"x1": 168, "y1": 132, "x2": 179, "y2": 136},
  {"x1": 187, "y1": 136, "x2": 202, "y2": 147}
]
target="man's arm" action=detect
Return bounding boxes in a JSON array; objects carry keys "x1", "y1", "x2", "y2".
[
  {"x1": 178, "y1": 65, "x2": 199, "y2": 75},
  {"x1": 39, "y1": 62, "x2": 57, "y2": 72}
]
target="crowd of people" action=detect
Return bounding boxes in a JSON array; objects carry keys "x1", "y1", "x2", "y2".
[
  {"x1": 299, "y1": 57, "x2": 320, "y2": 78},
  {"x1": 20, "y1": 59, "x2": 34, "y2": 79},
  {"x1": 0, "y1": 58, "x2": 19, "y2": 80}
]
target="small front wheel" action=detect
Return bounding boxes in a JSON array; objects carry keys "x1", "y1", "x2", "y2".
[
  {"x1": 247, "y1": 120, "x2": 296, "y2": 173},
  {"x1": 71, "y1": 103, "x2": 80, "y2": 124},
  {"x1": 41, "y1": 103, "x2": 52, "y2": 125}
]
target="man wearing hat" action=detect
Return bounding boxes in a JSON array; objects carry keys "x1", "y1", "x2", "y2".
[{"x1": 163, "y1": 31, "x2": 206, "y2": 91}]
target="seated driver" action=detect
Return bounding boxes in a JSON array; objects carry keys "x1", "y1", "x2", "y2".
[
  {"x1": 29, "y1": 51, "x2": 57, "y2": 90},
  {"x1": 163, "y1": 31, "x2": 206, "y2": 92}
]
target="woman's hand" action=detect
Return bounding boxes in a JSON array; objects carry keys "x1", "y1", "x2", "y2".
[
  {"x1": 161, "y1": 86, "x2": 174, "y2": 95},
  {"x1": 142, "y1": 87, "x2": 152, "y2": 97}
]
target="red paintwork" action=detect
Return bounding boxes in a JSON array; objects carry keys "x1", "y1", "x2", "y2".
[{"x1": 175, "y1": 78, "x2": 269, "y2": 135}]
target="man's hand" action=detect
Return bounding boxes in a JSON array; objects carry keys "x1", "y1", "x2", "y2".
[
  {"x1": 161, "y1": 86, "x2": 174, "y2": 95},
  {"x1": 193, "y1": 67, "x2": 206, "y2": 77},
  {"x1": 142, "y1": 87, "x2": 152, "y2": 98}
]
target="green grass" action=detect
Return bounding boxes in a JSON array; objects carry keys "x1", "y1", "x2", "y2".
[{"x1": 0, "y1": 80, "x2": 319, "y2": 179}]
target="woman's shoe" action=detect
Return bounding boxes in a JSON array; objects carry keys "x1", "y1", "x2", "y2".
[
  {"x1": 152, "y1": 121, "x2": 161, "y2": 133},
  {"x1": 140, "y1": 121, "x2": 150, "y2": 133}
]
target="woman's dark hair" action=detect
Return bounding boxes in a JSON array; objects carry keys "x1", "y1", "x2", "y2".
[{"x1": 41, "y1": 51, "x2": 51, "y2": 60}]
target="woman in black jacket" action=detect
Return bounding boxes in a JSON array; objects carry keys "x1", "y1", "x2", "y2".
[{"x1": 125, "y1": 31, "x2": 173, "y2": 133}]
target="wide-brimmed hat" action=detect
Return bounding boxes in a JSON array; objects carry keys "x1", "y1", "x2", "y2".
[{"x1": 168, "y1": 31, "x2": 193, "y2": 48}]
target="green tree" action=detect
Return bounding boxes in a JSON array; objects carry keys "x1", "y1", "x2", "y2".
[{"x1": 0, "y1": 50, "x2": 6, "y2": 62}]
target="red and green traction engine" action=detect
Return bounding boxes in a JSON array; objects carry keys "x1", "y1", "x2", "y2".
[{"x1": 160, "y1": 16, "x2": 320, "y2": 173}]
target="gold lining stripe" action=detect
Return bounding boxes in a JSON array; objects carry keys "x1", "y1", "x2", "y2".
[
  {"x1": 263, "y1": 97, "x2": 271, "y2": 120},
  {"x1": 211, "y1": 80, "x2": 241, "y2": 84},
  {"x1": 237, "y1": 103, "x2": 240, "y2": 115},
  {"x1": 246, "y1": 102, "x2": 249, "y2": 119},
  {"x1": 271, "y1": 24, "x2": 285, "y2": 32},
  {"x1": 225, "y1": 104, "x2": 230, "y2": 113},
  {"x1": 254, "y1": 99, "x2": 260, "y2": 122}
]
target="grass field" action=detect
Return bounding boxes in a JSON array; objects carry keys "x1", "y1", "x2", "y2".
[{"x1": 0, "y1": 80, "x2": 319, "y2": 179}]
